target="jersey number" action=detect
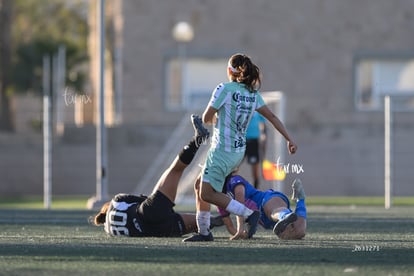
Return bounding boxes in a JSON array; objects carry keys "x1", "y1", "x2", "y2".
[{"x1": 108, "y1": 210, "x2": 129, "y2": 236}]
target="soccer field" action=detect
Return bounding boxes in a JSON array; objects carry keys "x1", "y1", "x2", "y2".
[{"x1": 0, "y1": 205, "x2": 413, "y2": 275}]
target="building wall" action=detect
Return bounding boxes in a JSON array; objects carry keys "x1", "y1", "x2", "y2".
[
  {"x1": 1, "y1": 0, "x2": 413, "y2": 198},
  {"x1": 120, "y1": 0, "x2": 414, "y2": 196}
]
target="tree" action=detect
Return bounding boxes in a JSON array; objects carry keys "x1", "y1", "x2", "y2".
[
  {"x1": 13, "y1": 36, "x2": 87, "y2": 94},
  {"x1": 0, "y1": 0, "x2": 14, "y2": 131},
  {"x1": 0, "y1": 0, "x2": 88, "y2": 131},
  {"x1": 12, "y1": 0, "x2": 88, "y2": 94}
]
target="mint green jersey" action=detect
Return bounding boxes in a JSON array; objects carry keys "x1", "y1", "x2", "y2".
[{"x1": 208, "y1": 82, "x2": 266, "y2": 153}]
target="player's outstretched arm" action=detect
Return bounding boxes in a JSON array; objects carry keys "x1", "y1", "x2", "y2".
[{"x1": 256, "y1": 105, "x2": 297, "y2": 154}]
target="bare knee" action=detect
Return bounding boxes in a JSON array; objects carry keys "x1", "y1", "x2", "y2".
[
  {"x1": 194, "y1": 176, "x2": 214, "y2": 203},
  {"x1": 194, "y1": 175, "x2": 201, "y2": 192},
  {"x1": 200, "y1": 182, "x2": 216, "y2": 203},
  {"x1": 200, "y1": 189, "x2": 214, "y2": 203}
]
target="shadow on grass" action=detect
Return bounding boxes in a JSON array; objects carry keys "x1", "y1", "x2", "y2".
[
  {"x1": 1, "y1": 209, "x2": 413, "y2": 271},
  {"x1": 0, "y1": 241, "x2": 412, "y2": 267}
]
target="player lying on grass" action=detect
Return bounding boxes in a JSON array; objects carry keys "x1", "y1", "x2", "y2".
[
  {"x1": 93, "y1": 115, "x2": 224, "y2": 237},
  {"x1": 217, "y1": 173, "x2": 307, "y2": 240}
]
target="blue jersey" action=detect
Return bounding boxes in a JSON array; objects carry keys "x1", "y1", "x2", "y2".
[
  {"x1": 246, "y1": 112, "x2": 265, "y2": 139},
  {"x1": 218, "y1": 175, "x2": 291, "y2": 229}
]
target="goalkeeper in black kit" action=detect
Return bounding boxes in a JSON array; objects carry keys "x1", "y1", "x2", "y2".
[{"x1": 93, "y1": 115, "x2": 224, "y2": 237}]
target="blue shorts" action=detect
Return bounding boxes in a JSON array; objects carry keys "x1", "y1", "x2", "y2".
[
  {"x1": 259, "y1": 190, "x2": 291, "y2": 229},
  {"x1": 202, "y1": 148, "x2": 244, "y2": 192}
]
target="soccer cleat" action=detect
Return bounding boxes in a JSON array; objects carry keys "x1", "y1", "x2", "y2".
[
  {"x1": 245, "y1": 210, "x2": 260, "y2": 238},
  {"x1": 182, "y1": 232, "x2": 214, "y2": 242},
  {"x1": 273, "y1": 212, "x2": 297, "y2": 236},
  {"x1": 291, "y1": 178, "x2": 306, "y2": 201},
  {"x1": 210, "y1": 215, "x2": 224, "y2": 229},
  {"x1": 191, "y1": 114, "x2": 210, "y2": 146}
]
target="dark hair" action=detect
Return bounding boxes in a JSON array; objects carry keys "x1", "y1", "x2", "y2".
[
  {"x1": 228, "y1": 53, "x2": 261, "y2": 92},
  {"x1": 93, "y1": 201, "x2": 110, "y2": 226}
]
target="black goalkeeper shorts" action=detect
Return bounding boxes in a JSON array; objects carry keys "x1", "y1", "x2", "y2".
[
  {"x1": 245, "y1": 139, "x2": 260, "y2": 164},
  {"x1": 137, "y1": 190, "x2": 185, "y2": 237}
]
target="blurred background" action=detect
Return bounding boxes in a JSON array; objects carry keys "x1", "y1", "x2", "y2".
[{"x1": 0, "y1": 0, "x2": 413, "y2": 203}]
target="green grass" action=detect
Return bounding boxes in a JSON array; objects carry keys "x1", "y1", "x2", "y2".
[
  {"x1": 0, "y1": 196, "x2": 413, "y2": 210},
  {"x1": 307, "y1": 196, "x2": 414, "y2": 206},
  {"x1": 0, "y1": 206, "x2": 413, "y2": 275},
  {"x1": 0, "y1": 196, "x2": 90, "y2": 209}
]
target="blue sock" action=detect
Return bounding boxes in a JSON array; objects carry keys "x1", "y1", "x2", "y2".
[
  {"x1": 277, "y1": 209, "x2": 292, "y2": 221},
  {"x1": 295, "y1": 199, "x2": 307, "y2": 219}
]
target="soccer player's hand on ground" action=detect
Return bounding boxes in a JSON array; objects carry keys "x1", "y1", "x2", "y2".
[{"x1": 230, "y1": 230, "x2": 248, "y2": 240}]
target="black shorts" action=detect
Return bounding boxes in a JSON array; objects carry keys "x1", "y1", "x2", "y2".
[
  {"x1": 245, "y1": 139, "x2": 260, "y2": 164},
  {"x1": 137, "y1": 190, "x2": 185, "y2": 237}
]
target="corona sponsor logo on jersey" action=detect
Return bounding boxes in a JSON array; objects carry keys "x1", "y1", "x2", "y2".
[{"x1": 232, "y1": 91, "x2": 256, "y2": 103}]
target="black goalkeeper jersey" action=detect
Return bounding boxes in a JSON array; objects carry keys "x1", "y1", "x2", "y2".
[
  {"x1": 104, "y1": 193, "x2": 147, "y2": 237},
  {"x1": 104, "y1": 192, "x2": 186, "y2": 237}
]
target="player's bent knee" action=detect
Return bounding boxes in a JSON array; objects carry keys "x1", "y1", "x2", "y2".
[
  {"x1": 200, "y1": 190, "x2": 214, "y2": 203},
  {"x1": 194, "y1": 176, "x2": 201, "y2": 191},
  {"x1": 199, "y1": 181, "x2": 216, "y2": 202}
]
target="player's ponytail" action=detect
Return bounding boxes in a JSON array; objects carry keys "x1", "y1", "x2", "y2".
[
  {"x1": 93, "y1": 201, "x2": 110, "y2": 225},
  {"x1": 228, "y1": 53, "x2": 261, "y2": 92}
]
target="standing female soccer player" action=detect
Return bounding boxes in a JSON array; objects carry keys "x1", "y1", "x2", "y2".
[{"x1": 183, "y1": 53, "x2": 297, "y2": 242}]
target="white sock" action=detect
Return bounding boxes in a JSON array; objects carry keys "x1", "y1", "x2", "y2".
[
  {"x1": 225, "y1": 199, "x2": 254, "y2": 218},
  {"x1": 196, "y1": 211, "x2": 210, "y2": 235}
]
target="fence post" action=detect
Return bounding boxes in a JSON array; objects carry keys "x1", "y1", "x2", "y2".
[
  {"x1": 384, "y1": 95, "x2": 392, "y2": 209},
  {"x1": 87, "y1": 0, "x2": 108, "y2": 209},
  {"x1": 43, "y1": 55, "x2": 52, "y2": 209}
]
